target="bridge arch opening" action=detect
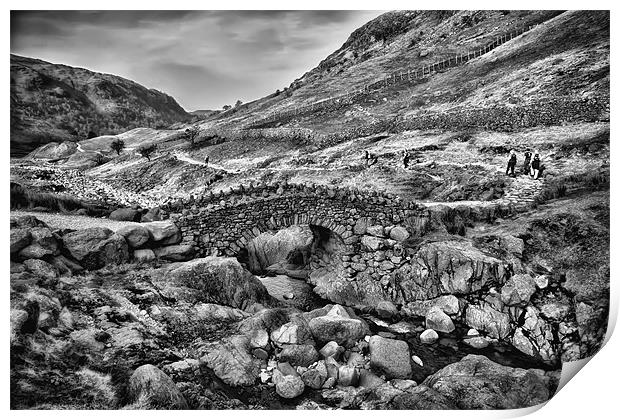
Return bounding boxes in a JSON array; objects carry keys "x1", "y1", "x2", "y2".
[{"x1": 236, "y1": 223, "x2": 346, "y2": 309}]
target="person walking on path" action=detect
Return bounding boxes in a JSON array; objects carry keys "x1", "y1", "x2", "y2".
[
  {"x1": 522, "y1": 151, "x2": 532, "y2": 175},
  {"x1": 506, "y1": 150, "x2": 517, "y2": 177},
  {"x1": 531, "y1": 153, "x2": 541, "y2": 179},
  {"x1": 402, "y1": 150, "x2": 411, "y2": 169}
]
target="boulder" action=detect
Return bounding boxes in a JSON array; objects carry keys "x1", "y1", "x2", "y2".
[
  {"x1": 358, "y1": 369, "x2": 385, "y2": 389},
  {"x1": 278, "y1": 344, "x2": 320, "y2": 367},
  {"x1": 390, "y1": 385, "x2": 457, "y2": 409},
  {"x1": 301, "y1": 368, "x2": 326, "y2": 389},
  {"x1": 319, "y1": 341, "x2": 344, "y2": 359},
  {"x1": 464, "y1": 303, "x2": 512, "y2": 339},
  {"x1": 404, "y1": 295, "x2": 460, "y2": 317},
  {"x1": 368, "y1": 335, "x2": 412, "y2": 379},
  {"x1": 109, "y1": 208, "x2": 141, "y2": 222},
  {"x1": 141, "y1": 207, "x2": 162, "y2": 222},
  {"x1": 61, "y1": 228, "x2": 129, "y2": 270},
  {"x1": 376, "y1": 300, "x2": 399, "y2": 319},
  {"x1": 133, "y1": 249, "x2": 156, "y2": 263},
  {"x1": 501, "y1": 274, "x2": 536, "y2": 306},
  {"x1": 338, "y1": 365, "x2": 359, "y2": 387},
  {"x1": 153, "y1": 244, "x2": 195, "y2": 262},
  {"x1": 18, "y1": 243, "x2": 54, "y2": 260},
  {"x1": 143, "y1": 221, "x2": 182, "y2": 245},
  {"x1": 245, "y1": 225, "x2": 313, "y2": 272},
  {"x1": 389, "y1": 226, "x2": 410, "y2": 241},
  {"x1": 128, "y1": 364, "x2": 188, "y2": 409},
  {"x1": 308, "y1": 304, "x2": 369, "y2": 347},
  {"x1": 23, "y1": 259, "x2": 59, "y2": 280},
  {"x1": 201, "y1": 335, "x2": 262, "y2": 386},
  {"x1": 50, "y1": 255, "x2": 84, "y2": 274},
  {"x1": 420, "y1": 329, "x2": 439, "y2": 344},
  {"x1": 275, "y1": 375, "x2": 305, "y2": 399},
  {"x1": 10, "y1": 228, "x2": 32, "y2": 254},
  {"x1": 116, "y1": 224, "x2": 150, "y2": 248},
  {"x1": 422, "y1": 354, "x2": 554, "y2": 409},
  {"x1": 270, "y1": 320, "x2": 314, "y2": 347},
  {"x1": 425, "y1": 306, "x2": 455, "y2": 333},
  {"x1": 511, "y1": 306, "x2": 557, "y2": 361},
  {"x1": 395, "y1": 241, "x2": 507, "y2": 302},
  {"x1": 11, "y1": 215, "x2": 47, "y2": 229},
  {"x1": 152, "y1": 257, "x2": 276, "y2": 310},
  {"x1": 249, "y1": 329, "x2": 269, "y2": 349}
]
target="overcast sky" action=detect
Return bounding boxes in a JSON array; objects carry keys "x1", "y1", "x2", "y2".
[{"x1": 11, "y1": 10, "x2": 384, "y2": 111}]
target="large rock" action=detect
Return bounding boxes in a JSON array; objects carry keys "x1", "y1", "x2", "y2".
[
  {"x1": 501, "y1": 274, "x2": 536, "y2": 306},
  {"x1": 368, "y1": 335, "x2": 412, "y2": 379},
  {"x1": 143, "y1": 221, "x2": 181, "y2": 245},
  {"x1": 201, "y1": 335, "x2": 262, "y2": 387},
  {"x1": 246, "y1": 225, "x2": 313, "y2": 273},
  {"x1": 464, "y1": 303, "x2": 512, "y2": 339},
  {"x1": 278, "y1": 344, "x2": 320, "y2": 367},
  {"x1": 301, "y1": 368, "x2": 326, "y2": 389},
  {"x1": 153, "y1": 244, "x2": 195, "y2": 262},
  {"x1": 389, "y1": 226, "x2": 410, "y2": 241},
  {"x1": 420, "y1": 329, "x2": 439, "y2": 344},
  {"x1": 404, "y1": 295, "x2": 460, "y2": 317},
  {"x1": 109, "y1": 208, "x2": 141, "y2": 222},
  {"x1": 141, "y1": 207, "x2": 162, "y2": 222},
  {"x1": 116, "y1": 224, "x2": 150, "y2": 248},
  {"x1": 511, "y1": 306, "x2": 557, "y2": 362},
  {"x1": 422, "y1": 354, "x2": 555, "y2": 409},
  {"x1": 152, "y1": 257, "x2": 276, "y2": 310},
  {"x1": 376, "y1": 300, "x2": 399, "y2": 319},
  {"x1": 17, "y1": 226, "x2": 58, "y2": 259},
  {"x1": 275, "y1": 375, "x2": 305, "y2": 399},
  {"x1": 128, "y1": 364, "x2": 188, "y2": 409},
  {"x1": 425, "y1": 306, "x2": 455, "y2": 333},
  {"x1": 271, "y1": 320, "x2": 314, "y2": 347},
  {"x1": 61, "y1": 228, "x2": 129, "y2": 270},
  {"x1": 396, "y1": 241, "x2": 508, "y2": 302},
  {"x1": 23, "y1": 259, "x2": 59, "y2": 280},
  {"x1": 133, "y1": 248, "x2": 156, "y2": 263},
  {"x1": 10, "y1": 228, "x2": 32, "y2": 254},
  {"x1": 308, "y1": 304, "x2": 369, "y2": 347}
]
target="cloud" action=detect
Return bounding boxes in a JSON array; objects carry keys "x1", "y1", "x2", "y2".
[{"x1": 10, "y1": 10, "x2": 385, "y2": 110}]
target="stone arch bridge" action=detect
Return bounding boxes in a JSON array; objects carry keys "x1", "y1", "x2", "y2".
[{"x1": 163, "y1": 182, "x2": 521, "y2": 308}]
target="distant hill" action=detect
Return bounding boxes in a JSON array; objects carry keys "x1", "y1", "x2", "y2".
[{"x1": 10, "y1": 54, "x2": 191, "y2": 157}]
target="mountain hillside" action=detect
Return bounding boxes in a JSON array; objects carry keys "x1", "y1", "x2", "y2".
[
  {"x1": 208, "y1": 10, "x2": 608, "y2": 135},
  {"x1": 10, "y1": 54, "x2": 191, "y2": 156}
]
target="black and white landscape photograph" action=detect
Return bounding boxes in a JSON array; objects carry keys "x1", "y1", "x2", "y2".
[{"x1": 7, "y1": 4, "x2": 612, "y2": 412}]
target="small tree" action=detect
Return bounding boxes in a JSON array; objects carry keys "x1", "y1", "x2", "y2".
[
  {"x1": 235, "y1": 99, "x2": 243, "y2": 108},
  {"x1": 137, "y1": 143, "x2": 157, "y2": 161},
  {"x1": 223, "y1": 105, "x2": 231, "y2": 111},
  {"x1": 110, "y1": 138, "x2": 125, "y2": 155},
  {"x1": 184, "y1": 126, "x2": 200, "y2": 146}
]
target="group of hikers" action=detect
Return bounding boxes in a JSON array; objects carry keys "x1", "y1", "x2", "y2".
[
  {"x1": 362, "y1": 148, "x2": 544, "y2": 180},
  {"x1": 506, "y1": 150, "x2": 543, "y2": 179},
  {"x1": 363, "y1": 150, "x2": 412, "y2": 168}
]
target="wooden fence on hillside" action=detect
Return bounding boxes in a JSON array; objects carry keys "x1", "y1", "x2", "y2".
[{"x1": 243, "y1": 23, "x2": 540, "y2": 128}]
